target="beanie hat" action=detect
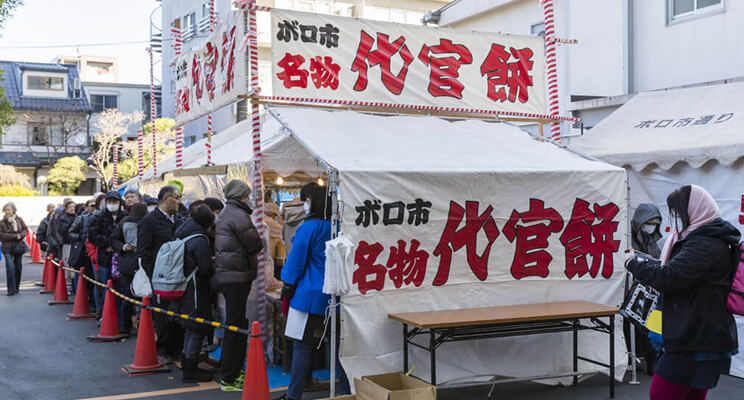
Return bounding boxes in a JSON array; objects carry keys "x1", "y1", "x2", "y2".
[
  {"x1": 223, "y1": 179, "x2": 252, "y2": 200},
  {"x1": 167, "y1": 179, "x2": 184, "y2": 197},
  {"x1": 204, "y1": 197, "x2": 225, "y2": 211}
]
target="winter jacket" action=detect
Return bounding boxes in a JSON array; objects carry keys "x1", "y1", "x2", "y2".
[
  {"x1": 214, "y1": 199, "x2": 263, "y2": 285},
  {"x1": 137, "y1": 207, "x2": 178, "y2": 277},
  {"x1": 172, "y1": 218, "x2": 214, "y2": 333},
  {"x1": 626, "y1": 218, "x2": 740, "y2": 354},
  {"x1": 57, "y1": 213, "x2": 76, "y2": 245},
  {"x1": 0, "y1": 216, "x2": 29, "y2": 254},
  {"x1": 88, "y1": 208, "x2": 128, "y2": 268},
  {"x1": 631, "y1": 204, "x2": 663, "y2": 258},
  {"x1": 281, "y1": 218, "x2": 331, "y2": 316},
  {"x1": 68, "y1": 213, "x2": 87, "y2": 243},
  {"x1": 36, "y1": 214, "x2": 51, "y2": 248},
  {"x1": 281, "y1": 203, "x2": 306, "y2": 255},
  {"x1": 46, "y1": 213, "x2": 63, "y2": 255}
]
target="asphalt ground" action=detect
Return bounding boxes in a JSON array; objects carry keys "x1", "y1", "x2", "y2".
[{"x1": 2, "y1": 257, "x2": 744, "y2": 399}]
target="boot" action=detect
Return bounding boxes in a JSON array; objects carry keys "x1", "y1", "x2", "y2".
[{"x1": 182, "y1": 357, "x2": 213, "y2": 383}]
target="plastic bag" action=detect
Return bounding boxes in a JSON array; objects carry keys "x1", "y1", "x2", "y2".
[{"x1": 131, "y1": 262, "x2": 152, "y2": 298}]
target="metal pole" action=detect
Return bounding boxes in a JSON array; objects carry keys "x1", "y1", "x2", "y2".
[
  {"x1": 626, "y1": 177, "x2": 640, "y2": 385},
  {"x1": 329, "y1": 167, "x2": 340, "y2": 397}
]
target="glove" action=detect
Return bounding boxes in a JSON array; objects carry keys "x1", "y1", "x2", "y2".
[
  {"x1": 281, "y1": 281, "x2": 297, "y2": 300},
  {"x1": 624, "y1": 249, "x2": 635, "y2": 268}
]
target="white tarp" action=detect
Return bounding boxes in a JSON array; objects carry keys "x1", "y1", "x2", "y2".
[
  {"x1": 570, "y1": 81, "x2": 744, "y2": 378},
  {"x1": 571, "y1": 81, "x2": 743, "y2": 170},
  {"x1": 133, "y1": 107, "x2": 629, "y2": 384},
  {"x1": 271, "y1": 9, "x2": 546, "y2": 114},
  {"x1": 173, "y1": 11, "x2": 247, "y2": 126}
]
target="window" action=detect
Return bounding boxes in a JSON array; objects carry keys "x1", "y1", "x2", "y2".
[
  {"x1": 142, "y1": 92, "x2": 162, "y2": 121},
  {"x1": 669, "y1": 0, "x2": 723, "y2": 23},
  {"x1": 88, "y1": 62, "x2": 113, "y2": 76},
  {"x1": 531, "y1": 21, "x2": 546, "y2": 37},
  {"x1": 27, "y1": 123, "x2": 63, "y2": 146},
  {"x1": 27, "y1": 76, "x2": 64, "y2": 91},
  {"x1": 90, "y1": 95, "x2": 117, "y2": 113},
  {"x1": 182, "y1": 12, "x2": 196, "y2": 40}
]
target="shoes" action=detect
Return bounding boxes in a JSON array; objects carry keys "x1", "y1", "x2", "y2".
[
  {"x1": 220, "y1": 374, "x2": 245, "y2": 392},
  {"x1": 273, "y1": 395, "x2": 291, "y2": 400},
  {"x1": 6, "y1": 291, "x2": 15, "y2": 296},
  {"x1": 182, "y1": 358, "x2": 213, "y2": 383},
  {"x1": 304, "y1": 377, "x2": 330, "y2": 392}
]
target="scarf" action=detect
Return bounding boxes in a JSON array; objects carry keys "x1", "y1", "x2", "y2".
[
  {"x1": 6, "y1": 215, "x2": 17, "y2": 232},
  {"x1": 659, "y1": 185, "x2": 720, "y2": 263}
]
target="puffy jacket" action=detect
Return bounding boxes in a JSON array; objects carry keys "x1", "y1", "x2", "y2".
[
  {"x1": 214, "y1": 199, "x2": 262, "y2": 285},
  {"x1": 172, "y1": 218, "x2": 214, "y2": 333},
  {"x1": 57, "y1": 213, "x2": 76, "y2": 244},
  {"x1": 0, "y1": 216, "x2": 29, "y2": 254},
  {"x1": 282, "y1": 203, "x2": 306, "y2": 255},
  {"x1": 627, "y1": 218, "x2": 740, "y2": 353},
  {"x1": 68, "y1": 213, "x2": 87, "y2": 243},
  {"x1": 88, "y1": 208, "x2": 128, "y2": 268},
  {"x1": 36, "y1": 214, "x2": 51, "y2": 246},
  {"x1": 46, "y1": 213, "x2": 63, "y2": 254},
  {"x1": 281, "y1": 218, "x2": 331, "y2": 316}
]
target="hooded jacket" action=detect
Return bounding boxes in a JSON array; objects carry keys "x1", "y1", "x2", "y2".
[
  {"x1": 627, "y1": 218, "x2": 740, "y2": 353},
  {"x1": 172, "y1": 218, "x2": 214, "y2": 333},
  {"x1": 281, "y1": 203, "x2": 306, "y2": 255},
  {"x1": 214, "y1": 199, "x2": 262, "y2": 285},
  {"x1": 631, "y1": 204, "x2": 663, "y2": 258}
]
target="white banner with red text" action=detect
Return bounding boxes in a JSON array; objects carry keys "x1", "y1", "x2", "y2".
[
  {"x1": 338, "y1": 169, "x2": 628, "y2": 385},
  {"x1": 174, "y1": 11, "x2": 247, "y2": 126},
  {"x1": 271, "y1": 9, "x2": 546, "y2": 115}
]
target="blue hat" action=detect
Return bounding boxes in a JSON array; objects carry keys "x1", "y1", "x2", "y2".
[
  {"x1": 144, "y1": 195, "x2": 158, "y2": 205},
  {"x1": 104, "y1": 191, "x2": 122, "y2": 201}
]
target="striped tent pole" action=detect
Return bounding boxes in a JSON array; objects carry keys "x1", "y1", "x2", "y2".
[
  {"x1": 137, "y1": 127, "x2": 144, "y2": 182},
  {"x1": 173, "y1": 26, "x2": 184, "y2": 169},
  {"x1": 149, "y1": 47, "x2": 157, "y2": 176},
  {"x1": 112, "y1": 144, "x2": 118, "y2": 187},
  {"x1": 542, "y1": 0, "x2": 561, "y2": 141},
  {"x1": 206, "y1": 0, "x2": 216, "y2": 166}
]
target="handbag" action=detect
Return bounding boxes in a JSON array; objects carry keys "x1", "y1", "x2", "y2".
[
  {"x1": 10, "y1": 241, "x2": 29, "y2": 255},
  {"x1": 620, "y1": 281, "x2": 659, "y2": 330},
  {"x1": 68, "y1": 242, "x2": 88, "y2": 267},
  {"x1": 131, "y1": 262, "x2": 153, "y2": 298}
]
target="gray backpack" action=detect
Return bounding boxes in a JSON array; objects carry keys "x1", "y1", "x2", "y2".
[{"x1": 152, "y1": 234, "x2": 207, "y2": 301}]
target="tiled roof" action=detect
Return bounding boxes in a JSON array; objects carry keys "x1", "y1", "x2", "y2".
[
  {"x1": 0, "y1": 151, "x2": 41, "y2": 166},
  {"x1": 0, "y1": 60, "x2": 92, "y2": 113}
]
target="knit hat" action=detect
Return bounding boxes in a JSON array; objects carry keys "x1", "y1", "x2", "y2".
[
  {"x1": 167, "y1": 179, "x2": 184, "y2": 197},
  {"x1": 223, "y1": 179, "x2": 252, "y2": 200},
  {"x1": 204, "y1": 197, "x2": 225, "y2": 212}
]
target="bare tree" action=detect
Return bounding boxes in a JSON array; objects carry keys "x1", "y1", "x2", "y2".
[
  {"x1": 90, "y1": 109, "x2": 144, "y2": 191},
  {"x1": 24, "y1": 111, "x2": 87, "y2": 160}
]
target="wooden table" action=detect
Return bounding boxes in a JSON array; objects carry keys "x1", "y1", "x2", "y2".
[{"x1": 389, "y1": 301, "x2": 619, "y2": 398}]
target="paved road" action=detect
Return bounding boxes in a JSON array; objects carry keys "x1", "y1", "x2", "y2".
[{"x1": 2, "y1": 259, "x2": 744, "y2": 399}]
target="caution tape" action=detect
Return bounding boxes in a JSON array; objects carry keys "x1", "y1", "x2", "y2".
[{"x1": 49, "y1": 259, "x2": 253, "y2": 337}]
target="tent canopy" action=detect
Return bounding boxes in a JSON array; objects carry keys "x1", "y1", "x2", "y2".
[{"x1": 571, "y1": 81, "x2": 744, "y2": 170}]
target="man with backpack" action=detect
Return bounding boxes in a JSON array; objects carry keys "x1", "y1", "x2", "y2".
[{"x1": 137, "y1": 185, "x2": 183, "y2": 361}]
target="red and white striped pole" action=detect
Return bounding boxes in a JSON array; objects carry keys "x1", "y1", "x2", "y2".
[
  {"x1": 247, "y1": 1, "x2": 267, "y2": 338},
  {"x1": 112, "y1": 144, "x2": 119, "y2": 187},
  {"x1": 542, "y1": 0, "x2": 561, "y2": 141},
  {"x1": 172, "y1": 26, "x2": 184, "y2": 169},
  {"x1": 206, "y1": 0, "x2": 216, "y2": 166},
  {"x1": 137, "y1": 127, "x2": 144, "y2": 182},
  {"x1": 149, "y1": 47, "x2": 157, "y2": 176}
]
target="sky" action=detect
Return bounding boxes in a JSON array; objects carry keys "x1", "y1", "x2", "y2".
[{"x1": 0, "y1": 0, "x2": 161, "y2": 84}]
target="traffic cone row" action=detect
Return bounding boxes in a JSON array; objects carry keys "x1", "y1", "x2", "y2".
[
  {"x1": 44, "y1": 263, "x2": 272, "y2": 398},
  {"x1": 40, "y1": 256, "x2": 57, "y2": 295},
  {"x1": 30, "y1": 236, "x2": 43, "y2": 264}
]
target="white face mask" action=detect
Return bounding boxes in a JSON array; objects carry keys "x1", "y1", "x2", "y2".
[
  {"x1": 675, "y1": 217, "x2": 684, "y2": 233},
  {"x1": 304, "y1": 202, "x2": 311, "y2": 216},
  {"x1": 641, "y1": 224, "x2": 657, "y2": 234},
  {"x1": 106, "y1": 203, "x2": 119, "y2": 213},
  {"x1": 147, "y1": 206, "x2": 156, "y2": 213}
]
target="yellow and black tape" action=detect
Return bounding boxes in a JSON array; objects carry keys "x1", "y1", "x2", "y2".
[{"x1": 50, "y1": 259, "x2": 252, "y2": 336}]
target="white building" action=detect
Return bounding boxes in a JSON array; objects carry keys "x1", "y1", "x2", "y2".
[
  {"x1": 157, "y1": 0, "x2": 449, "y2": 146},
  {"x1": 429, "y1": 0, "x2": 744, "y2": 135}
]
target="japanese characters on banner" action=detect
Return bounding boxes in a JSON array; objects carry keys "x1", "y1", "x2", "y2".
[
  {"x1": 174, "y1": 11, "x2": 247, "y2": 126},
  {"x1": 338, "y1": 170, "x2": 628, "y2": 383},
  {"x1": 271, "y1": 9, "x2": 546, "y2": 114}
]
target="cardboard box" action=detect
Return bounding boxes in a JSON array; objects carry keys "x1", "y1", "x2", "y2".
[
  {"x1": 355, "y1": 373, "x2": 436, "y2": 400},
  {"x1": 319, "y1": 396, "x2": 357, "y2": 400}
]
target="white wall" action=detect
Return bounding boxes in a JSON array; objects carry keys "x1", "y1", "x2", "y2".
[
  {"x1": 1, "y1": 196, "x2": 91, "y2": 228},
  {"x1": 86, "y1": 83, "x2": 150, "y2": 138}
]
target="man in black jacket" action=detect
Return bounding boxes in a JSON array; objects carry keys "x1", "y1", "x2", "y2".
[
  {"x1": 137, "y1": 185, "x2": 182, "y2": 360},
  {"x1": 35, "y1": 203, "x2": 55, "y2": 254}
]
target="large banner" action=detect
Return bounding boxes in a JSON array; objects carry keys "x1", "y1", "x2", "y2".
[
  {"x1": 174, "y1": 11, "x2": 247, "y2": 126},
  {"x1": 271, "y1": 9, "x2": 546, "y2": 114},
  {"x1": 338, "y1": 169, "x2": 628, "y2": 385}
]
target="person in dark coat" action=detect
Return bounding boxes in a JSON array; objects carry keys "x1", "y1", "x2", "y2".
[
  {"x1": 626, "y1": 185, "x2": 739, "y2": 399},
  {"x1": 35, "y1": 203, "x2": 55, "y2": 254},
  {"x1": 214, "y1": 179, "x2": 263, "y2": 391},
  {"x1": 173, "y1": 204, "x2": 216, "y2": 383},
  {"x1": 111, "y1": 203, "x2": 148, "y2": 335},
  {"x1": 46, "y1": 206, "x2": 64, "y2": 259},
  {"x1": 137, "y1": 185, "x2": 183, "y2": 360},
  {"x1": 0, "y1": 202, "x2": 28, "y2": 295},
  {"x1": 88, "y1": 191, "x2": 128, "y2": 319},
  {"x1": 68, "y1": 198, "x2": 97, "y2": 307},
  {"x1": 626, "y1": 203, "x2": 663, "y2": 374},
  {"x1": 58, "y1": 200, "x2": 78, "y2": 290}
]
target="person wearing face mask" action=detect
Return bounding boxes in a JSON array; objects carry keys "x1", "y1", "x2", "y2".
[
  {"x1": 138, "y1": 185, "x2": 184, "y2": 361},
  {"x1": 88, "y1": 191, "x2": 128, "y2": 319},
  {"x1": 626, "y1": 203, "x2": 664, "y2": 374},
  {"x1": 0, "y1": 202, "x2": 28, "y2": 295},
  {"x1": 277, "y1": 183, "x2": 351, "y2": 400},
  {"x1": 626, "y1": 185, "x2": 740, "y2": 399},
  {"x1": 214, "y1": 179, "x2": 263, "y2": 391},
  {"x1": 144, "y1": 195, "x2": 159, "y2": 213}
]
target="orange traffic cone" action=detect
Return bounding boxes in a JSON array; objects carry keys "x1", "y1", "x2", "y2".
[
  {"x1": 36, "y1": 256, "x2": 49, "y2": 288},
  {"x1": 48, "y1": 262, "x2": 73, "y2": 305},
  {"x1": 30, "y1": 239, "x2": 43, "y2": 264},
  {"x1": 24, "y1": 230, "x2": 31, "y2": 247},
  {"x1": 122, "y1": 296, "x2": 169, "y2": 376},
  {"x1": 242, "y1": 321, "x2": 270, "y2": 400},
  {"x1": 40, "y1": 257, "x2": 56, "y2": 294},
  {"x1": 87, "y1": 279, "x2": 128, "y2": 342},
  {"x1": 67, "y1": 268, "x2": 95, "y2": 320}
]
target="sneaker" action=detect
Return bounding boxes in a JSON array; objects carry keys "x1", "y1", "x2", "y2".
[{"x1": 220, "y1": 375, "x2": 244, "y2": 392}]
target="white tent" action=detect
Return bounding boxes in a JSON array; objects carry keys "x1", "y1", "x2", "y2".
[
  {"x1": 570, "y1": 81, "x2": 744, "y2": 377},
  {"x1": 138, "y1": 106, "x2": 630, "y2": 385}
]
